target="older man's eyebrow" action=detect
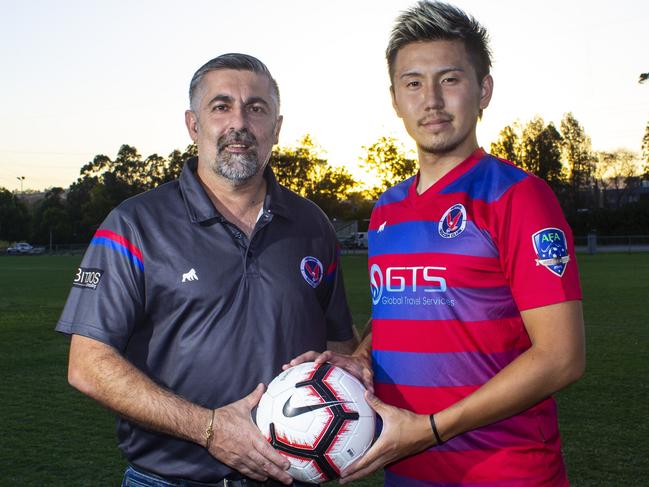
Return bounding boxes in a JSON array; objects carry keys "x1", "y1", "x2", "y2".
[
  {"x1": 206, "y1": 94, "x2": 234, "y2": 106},
  {"x1": 244, "y1": 96, "x2": 271, "y2": 107}
]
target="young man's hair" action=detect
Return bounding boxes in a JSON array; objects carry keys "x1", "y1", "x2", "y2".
[
  {"x1": 189, "y1": 53, "x2": 280, "y2": 113},
  {"x1": 386, "y1": 1, "x2": 492, "y2": 84}
]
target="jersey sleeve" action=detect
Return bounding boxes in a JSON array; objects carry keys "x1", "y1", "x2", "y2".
[
  {"x1": 320, "y1": 232, "x2": 355, "y2": 342},
  {"x1": 55, "y1": 208, "x2": 145, "y2": 351},
  {"x1": 495, "y1": 175, "x2": 582, "y2": 311}
]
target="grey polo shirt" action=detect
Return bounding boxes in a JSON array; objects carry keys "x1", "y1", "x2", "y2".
[{"x1": 56, "y1": 158, "x2": 354, "y2": 482}]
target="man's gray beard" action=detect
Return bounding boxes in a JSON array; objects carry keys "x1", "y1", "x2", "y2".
[{"x1": 210, "y1": 150, "x2": 260, "y2": 185}]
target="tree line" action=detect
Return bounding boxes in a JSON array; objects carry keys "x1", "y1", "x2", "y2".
[{"x1": 1, "y1": 113, "x2": 648, "y2": 245}]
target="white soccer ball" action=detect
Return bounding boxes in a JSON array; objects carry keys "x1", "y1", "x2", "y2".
[{"x1": 256, "y1": 361, "x2": 375, "y2": 483}]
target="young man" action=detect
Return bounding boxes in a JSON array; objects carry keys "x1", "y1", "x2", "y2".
[
  {"x1": 56, "y1": 53, "x2": 357, "y2": 486},
  {"x1": 287, "y1": 2, "x2": 585, "y2": 485}
]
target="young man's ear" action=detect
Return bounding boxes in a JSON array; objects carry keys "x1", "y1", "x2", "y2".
[{"x1": 479, "y1": 74, "x2": 494, "y2": 111}]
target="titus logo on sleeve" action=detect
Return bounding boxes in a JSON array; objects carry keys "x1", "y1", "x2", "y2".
[{"x1": 72, "y1": 267, "x2": 104, "y2": 290}]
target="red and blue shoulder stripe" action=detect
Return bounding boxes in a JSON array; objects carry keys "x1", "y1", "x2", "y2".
[{"x1": 91, "y1": 229, "x2": 144, "y2": 271}]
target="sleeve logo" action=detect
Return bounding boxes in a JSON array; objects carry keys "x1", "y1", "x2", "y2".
[
  {"x1": 532, "y1": 228, "x2": 570, "y2": 277},
  {"x1": 72, "y1": 267, "x2": 104, "y2": 290}
]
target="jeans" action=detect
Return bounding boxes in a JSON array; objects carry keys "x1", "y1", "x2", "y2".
[{"x1": 122, "y1": 465, "x2": 311, "y2": 487}]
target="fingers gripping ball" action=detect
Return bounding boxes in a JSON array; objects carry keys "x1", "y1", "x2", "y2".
[{"x1": 255, "y1": 362, "x2": 375, "y2": 483}]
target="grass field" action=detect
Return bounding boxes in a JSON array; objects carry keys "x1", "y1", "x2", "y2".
[{"x1": 1, "y1": 253, "x2": 647, "y2": 486}]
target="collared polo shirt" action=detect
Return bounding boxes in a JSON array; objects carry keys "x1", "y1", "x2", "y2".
[{"x1": 56, "y1": 158, "x2": 354, "y2": 482}]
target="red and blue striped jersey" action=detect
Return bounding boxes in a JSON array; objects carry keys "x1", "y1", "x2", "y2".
[{"x1": 368, "y1": 149, "x2": 581, "y2": 486}]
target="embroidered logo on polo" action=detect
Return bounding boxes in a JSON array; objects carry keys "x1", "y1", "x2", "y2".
[
  {"x1": 181, "y1": 268, "x2": 198, "y2": 282},
  {"x1": 532, "y1": 227, "x2": 570, "y2": 277},
  {"x1": 439, "y1": 203, "x2": 467, "y2": 239},
  {"x1": 300, "y1": 256, "x2": 323, "y2": 288},
  {"x1": 72, "y1": 267, "x2": 104, "y2": 290}
]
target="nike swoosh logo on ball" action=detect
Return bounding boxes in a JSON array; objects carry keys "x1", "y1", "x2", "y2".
[{"x1": 282, "y1": 396, "x2": 349, "y2": 418}]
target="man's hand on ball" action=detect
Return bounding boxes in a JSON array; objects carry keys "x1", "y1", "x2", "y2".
[
  {"x1": 339, "y1": 392, "x2": 436, "y2": 484},
  {"x1": 282, "y1": 351, "x2": 373, "y2": 393},
  {"x1": 208, "y1": 384, "x2": 293, "y2": 484}
]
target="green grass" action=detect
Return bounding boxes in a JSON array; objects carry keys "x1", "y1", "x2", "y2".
[{"x1": 0, "y1": 254, "x2": 647, "y2": 486}]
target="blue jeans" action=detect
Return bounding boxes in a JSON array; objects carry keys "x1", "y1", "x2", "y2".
[
  {"x1": 122, "y1": 465, "x2": 229, "y2": 487},
  {"x1": 122, "y1": 465, "x2": 311, "y2": 487}
]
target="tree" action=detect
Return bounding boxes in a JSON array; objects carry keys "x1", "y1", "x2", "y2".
[
  {"x1": 595, "y1": 149, "x2": 641, "y2": 208},
  {"x1": 271, "y1": 135, "x2": 325, "y2": 195},
  {"x1": 31, "y1": 187, "x2": 74, "y2": 244},
  {"x1": 560, "y1": 113, "x2": 595, "y2": 211},
  {"x1": 490, "y1": 123, "x2": 521, "y2": 163},
  {"x1": 270, "y1": 135, "x2": 358, "y2": 217},
  {"x1": 520, "y1": 117, "x2": 565, "y2": 187},
  {"x1": 162, "y1": 144, "x2": 197, "y2": 183},
  {"x1": 308, "y1": 165, "x2": 356, "y2": 217},
  {"x1": 360, "y1": 136, "x2": 416, "y2": 196},
  {"x1": 641, "y1": 121, "x2": 649, "y2": 178},
  {"x1": 0, "y1": 188, "x2": 31, "y2": 241},
  {"x1": 491, "y1": 118, "x2": 567, "y2": 204}
]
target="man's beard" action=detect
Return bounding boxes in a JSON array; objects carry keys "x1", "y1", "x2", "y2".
[
  {"x1": 418, "y1": 137, "x2": 465, "y2": 155},
  {"x1": 417, "y1": 115, "x2": 475, "y2": 156},
  {"x1": 210, "y1": 129, "x2": 260, "y2": 184}
]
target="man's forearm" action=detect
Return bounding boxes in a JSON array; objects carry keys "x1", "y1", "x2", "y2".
[
  {"x1": 352, "y1": 331, "x2": 372, "y2": 362},
  {"x1": 435, "y1": 301, "x2": 585, "y2": 442},
  {"x1": 68, "y1": 334, "x2": 209, "y2": 446}
]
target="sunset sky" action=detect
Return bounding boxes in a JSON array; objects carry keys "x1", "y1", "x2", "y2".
[{"x1": 1, "y1": 0, "x2": 647, "y2": 191}]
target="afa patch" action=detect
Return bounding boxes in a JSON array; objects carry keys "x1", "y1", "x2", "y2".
[
  {"x1": 300, "y1": 256, "x2": 323, "y2": 288},
  {"x1": 438, "y1": 203, "x2": 467, "y2": 239},
  {"x1": 72, "y1": 267, "x2": 104, "y2": 290},
  {"x1": 532, "y1": 228, "x2": 570, "y2": 277}
]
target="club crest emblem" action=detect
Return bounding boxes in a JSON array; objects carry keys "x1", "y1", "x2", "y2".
[
  {"x1": 439, "y1": 204, "x2": 467, "y2": 239},
  {"x1": 532, "y1": 228, "x2": 570, "y2": 277},
  {"x1": 300, "y1": 256, "x2": 324, "y2": 288}
]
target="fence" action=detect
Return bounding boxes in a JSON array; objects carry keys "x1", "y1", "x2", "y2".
[
  {"x1": 3, "y1": 237, "x2": 649, "y2": 257},
  {"x1": 574, "y1": 235, "x2": 649, "y2": 254}
]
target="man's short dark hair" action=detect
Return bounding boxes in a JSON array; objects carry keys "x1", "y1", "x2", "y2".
[
  {"x1": 386, "y1": 1, "x2": 492, "y2": 84},
  {"x1": 189, "y1": 53, "x2": 280, "y2": 112}
]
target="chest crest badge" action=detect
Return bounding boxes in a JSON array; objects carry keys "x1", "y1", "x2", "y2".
[
  {"x1": 300, "y1": 256, "x2": 323, "y2": 288},
  {"x1": 439, "y1": 203, "x2": 467, "y2": 239}
]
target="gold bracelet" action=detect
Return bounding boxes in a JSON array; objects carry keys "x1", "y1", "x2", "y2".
[{"x1": 205, "y1": 409, "x2": 215, "y2": 449}]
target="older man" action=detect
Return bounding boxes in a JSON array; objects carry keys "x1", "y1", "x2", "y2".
[{"x1": 57, "y1": 53, "x2": 357, "y2": 486}]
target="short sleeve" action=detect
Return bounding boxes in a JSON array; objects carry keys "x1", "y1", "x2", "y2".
[
  {"x1": 55, "y1": 208, "x2": 145, "y2": 350},
  {"x1": 495, "y1": 176, "x2": 582, "y2": 311},
  {"x1": 321, "y1": 236, "x2": 355, "y2": 342}
]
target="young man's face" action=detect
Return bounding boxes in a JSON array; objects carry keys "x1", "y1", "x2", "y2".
[
  {"x1": 185, "y1": 69, "x2": 282, "y2": 185},
  {"x1": 391, "y1": 39, "x2": 492, "y2": 158}
]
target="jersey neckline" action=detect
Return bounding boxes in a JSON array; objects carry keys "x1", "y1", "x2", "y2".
[{"x1": 407, "y1": 147, "x2": 486, "y2": 203}]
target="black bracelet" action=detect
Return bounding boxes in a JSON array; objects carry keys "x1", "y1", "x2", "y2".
[{"x1": 429, "y1": 414, "x2": 444, "y2": 445}]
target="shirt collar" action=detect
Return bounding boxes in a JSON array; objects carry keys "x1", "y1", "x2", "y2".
[{"x1": 179, "y1": 157, "x2": 293, "y2": 224}]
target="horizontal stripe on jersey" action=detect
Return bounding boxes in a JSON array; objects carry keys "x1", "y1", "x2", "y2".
[
  {"x1": 369, "y1": 220, "x2": 498, "y2": 258},
  {"x1": 373, "y1": 349, "x2": 525, "y2": 387},
  {"x1": 386, "y1": 444, "x2": 567, "y2": 486},
  {"x1": 373, "y1": 318, "x2": 531, "y2": 354}
]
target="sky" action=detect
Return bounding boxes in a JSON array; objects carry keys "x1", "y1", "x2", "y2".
[{"x1": 1, "y1": 0, "x2": 648, "y2": 191}]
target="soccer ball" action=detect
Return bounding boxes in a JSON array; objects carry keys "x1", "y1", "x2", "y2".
[{"x1": 255, "y1": 361, "x2": 375, "y2": 483}]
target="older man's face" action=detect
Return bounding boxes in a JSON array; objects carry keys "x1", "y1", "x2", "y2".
[{"x1": 186, "y1": 69, "x2": 282, "y2": 185}]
